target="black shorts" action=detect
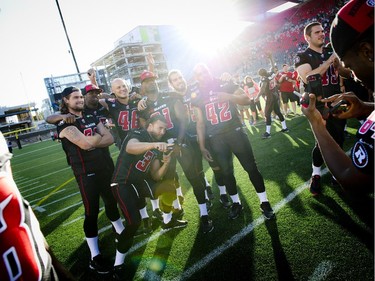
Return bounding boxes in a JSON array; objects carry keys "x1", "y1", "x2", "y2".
[{"x1": 281, "y1": 91, "x2": 299, "y2": 104}]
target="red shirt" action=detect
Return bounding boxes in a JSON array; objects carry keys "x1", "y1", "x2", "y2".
[{"x1": 277, "y1": 71, "x2": 295, "y2": 93}]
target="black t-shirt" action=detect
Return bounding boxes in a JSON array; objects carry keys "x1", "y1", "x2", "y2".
[{"x1": 190, "y1": 78, "x2": 242, "y2": 137}]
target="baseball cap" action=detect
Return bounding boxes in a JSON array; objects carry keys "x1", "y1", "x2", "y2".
[
  {"x1": 330, "y1": 0, "x2": 374, "y2": 59},
  {"x1": 140, "y1": 70, "x2": 157, "y2": 83},
  {"x1": 84, "y1": 84, "x2": 103, "y2": 95},
  {"x1": 61, "y1": 86, "x2": 80, "y2": 98}
]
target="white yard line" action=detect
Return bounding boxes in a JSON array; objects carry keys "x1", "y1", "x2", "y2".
[{"x1": 308, "y1": 261, "x2": 334, "y2": 281}]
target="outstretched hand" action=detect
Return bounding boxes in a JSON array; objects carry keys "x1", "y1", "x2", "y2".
[{"x1": 321, "y1": 92, "x2": 363, "y2": 119}]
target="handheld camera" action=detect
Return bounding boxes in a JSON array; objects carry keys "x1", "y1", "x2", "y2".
[{"x1": 300, "y1": 74, "x2": 323, "y2": 107}]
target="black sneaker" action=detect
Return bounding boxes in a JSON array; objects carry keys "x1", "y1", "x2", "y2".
[
  {"x1": 162, "y1": 218, "x2": 188, "y2": 230},
  {"x1": 172, "y1": 208, "x2": 184, "y2": 220},
  {"x1": 281, "y1": 128, "x2": 290, "y2": 133},
  {"x1": 152, "y1": 208, "x2": 163, "y2": 222},
  {"x1": 229, "y1": 203, "x2": 243, "y2": 219},
  {"x1": 206, "y1": 185, "x2": 214, "y2": 200},
  {"x1": 200, "y1": 215, "x2": 214, "y2": 233},
  {"x1": 112, "y1": 264, "x2": 126, "y2": 281},
  {"x1": 310, "y1": 175, "x2": 322, "y2": 196},
  {"x1": 262, "y1": 132, "x2": 271, "y2": 139},
  {"x1": 260, "y1": 201, "x2": 275, "y2": 220},
  {"x1": 219, "y1": 194, "x2": 232, "y2": 209},
  {"x1": 135, "y1": 218, "x2": 153, "y2": 237},
  {"x1": 89, "y1": 254, "x2": 111, "y2": 274}
]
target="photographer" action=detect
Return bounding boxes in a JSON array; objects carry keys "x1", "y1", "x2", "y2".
[
  {"x1": 256, "y1": 53, "x2": 289, "y2": 139},
  {"x1": 302, "y1": 0, "x2": 374, "y2": 193},
  {"x1": 295, "y1": 22, "x2": 346, "y2": 194}
]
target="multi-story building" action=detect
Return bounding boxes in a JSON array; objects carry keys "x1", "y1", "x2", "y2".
[{"x1": 91, "y1": 25, "x2": 169, "y2": 91}]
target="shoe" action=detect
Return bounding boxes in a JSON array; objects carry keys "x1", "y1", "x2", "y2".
[
  {"x1": 229, "y1": 203, "x2": 243, "y2": 219},
  {"x1": 281, "y1": 128, "x2": 290, "y2": 133},
  {"x1": 206, "y1": 185, "x2": 214, "y2": 200},
  {"x1": 200, "y1": 215, "x2": 214, "y2": 233},
  {"x1": 172, "y1": 208, "x2": 184, "y2": 220},
  {"x1": 310, "y1": 175, "x2": 322, "y2": 196},
  {"x1": 178, "y1": 195, "x2": 185, "y2": 205},
  {"x1": 135, "y1": 218, "x2": 153, "y2": 237},
  {"x1": 260, "y1": 201, "x2": 275, "y2": 220},
  {"x1": 112, "y1": 264, "x2": 126, "y2": 281},
  {"x1": 219, "y1": 194, "x2": 232, "y2": 209},
  {"x1": 89, "y1": 254, "x2": 111, "y2": 274},
  {"x1": 262, "y1": 132, "x2": 271, "y2": 139},
  {"x1": 152, "y1": 208, "x2": 163, "y2": 222},
  {"x1": 162, "y1": 218, "x2": 188, "y2": 230}
]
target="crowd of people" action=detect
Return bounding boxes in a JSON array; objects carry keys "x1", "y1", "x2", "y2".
[{"x1": 1, "y1": 0, "x2": 373, "y2": 280}]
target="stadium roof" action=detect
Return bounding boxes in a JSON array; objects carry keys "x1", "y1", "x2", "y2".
[{"x1": 235, "y1": 0, "x2": 305, "y2": 21}]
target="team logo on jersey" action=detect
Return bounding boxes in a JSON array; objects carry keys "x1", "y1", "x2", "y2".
[{"x1": 352, "y1": 141, "x2": 369, "y2": 168}]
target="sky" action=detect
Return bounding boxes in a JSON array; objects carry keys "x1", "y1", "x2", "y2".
[{"x1": 0, "y1": 0, "x2": 252, "y2": 109}]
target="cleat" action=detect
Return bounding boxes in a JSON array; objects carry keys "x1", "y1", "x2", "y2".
[
  {"x1": 281, "y1": 128, "x2": 290, "y2": 133},
  {"x1": 162, "y1": 218, "x2": 188, "y2": 230},
  {"x1": 206, "y1": 185, "x2": 214, "y2": 200},
  {"x1": 229, "y1": 203, "x2": 243, "y2": 220},
  {"x1": 178, "y1": 195, "x2": 185, "y2": 205},
  {"x1": 200, "y1": 215, "x2": 214, "y2": 233},
  {"x1": 260, "y1": 201, "x2": 275, "y2": 220},
  {"x1": 309, "y1": 175, "x2": 322, "y2": 196},
  {"x1": 89, "y1": 254, "x2": 111, "y2": 274},
  {"x1": 262, "y1": 132, "x2": 271, "y2": 139},
  {"x1": 112, "y1": 264, "x2": 126, "y2": 281},
  {"x1": 135, "y1": 218, "x2": 152, "y2": 237},
  {"x1": 152, "y1": 208, "x2": 163, "y2": 222},
  {"x1": 172, "y1": 208, "x2": 184, "y2": 220},
  {"x1": 219, "y1": 194, "x2": 232, "y2": 209}
]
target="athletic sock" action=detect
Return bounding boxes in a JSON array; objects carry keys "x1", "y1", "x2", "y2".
[
  {"x1": 176, "y1": 186, "x2": 183, "y2": 197},
  {"x1": 139, "y1": 206, "x2": 149, "y2": 219},
  {"x1": 111, "y1": 218, "x2": 125, "y2": 234},
  {"x1": 199, "y1": 203, "x2": 208, "y2": 216},
  {"x1": 162, "y1": 212, "x2": 172, "y2": 224},
  {"x1": 114, "y1": 250, "x2": 126, "y2": 267},
  {"x1": 266, "y1": 125, "x2": 271, "y2": 134},
  {"x1": 218, "y1": 185, "x2": 226, "y2": 195},
  {"x1": 312, "y1": 165, "x2": 321, "y2": 176},
  {"x1": 281, "y1": 120, "x2": 287, "y2": 129},
  {"x1": 257, "y1": 191, "x2": 268, "y2": 203},
  {"x1": 151, "y1": 199, "x2": 159, "y2": 211},
  {"x1": 86, "y1": 236, "x2": 100, "y2": 259},
  {"x1": 230, "y1": 194, "x2": 241, "y2": 204},
  {"x1": 172, "y1": 198, "x2": 181, "y2": 210}
]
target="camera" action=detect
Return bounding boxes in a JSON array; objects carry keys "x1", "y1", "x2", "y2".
[{"x1": 300, "y1": 74, "x2": 323, "y2": 107}]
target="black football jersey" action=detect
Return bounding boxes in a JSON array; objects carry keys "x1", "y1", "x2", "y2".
[
  {"x1": 112, "y1": 128, "x2": 161, "y2": 185},
  {"x1": 190, "y1": 78, "x2": 242, "y2": 137},
  {"x1": 294, "y1": 47, "x2": 340, "y2": 98},
  {"x1": 105, "y1": 98, "x2": 140, "y2": 143},
  {"x1": 138, "y1": 94, "x2": 182, "y2": 141},
  {"x1": 57, "y1": 114, "x2": 107, "y2": 176},
  {"x1": 352, "y1": 110, "x2": 375, "y2": 175}
]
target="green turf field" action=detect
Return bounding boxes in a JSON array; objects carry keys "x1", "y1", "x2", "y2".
[{"x1": 10, "y1": 114, "x2": 374, "y2": 281}]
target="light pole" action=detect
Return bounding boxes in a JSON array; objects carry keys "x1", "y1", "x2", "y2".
[{"x1": 55, "y1": 0, "x2": 82, "y2": 80}]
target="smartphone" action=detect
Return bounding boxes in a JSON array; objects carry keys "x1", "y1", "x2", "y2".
[
  {"x1": 306, "y1": 74, "x2": 323, "y2": 97},
  {"x1": 330, "y1": 100, "x2": 348, "y2": 114}
]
